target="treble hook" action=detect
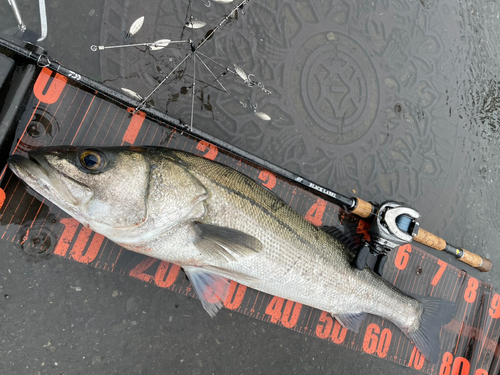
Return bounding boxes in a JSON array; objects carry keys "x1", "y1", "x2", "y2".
[{"x1": 244, "y1": 73, "x2": 255, "y2": 87}]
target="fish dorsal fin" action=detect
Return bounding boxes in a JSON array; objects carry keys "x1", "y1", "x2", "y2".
[
  {"x1": 334, "y1": 312, "x2": 367, "y2": 333},
  {"x1": 320, "y1": 225, "x2": 344, "y2": 238},
  {"x1": 321, "y1": 226, "x2": 353, "y2": 245},
  {"x1": 183, "y1": 266, "x2": 231, "y2": 317},
  {"x1": 192, "y1": 223, "x2": 262, "y2": 262}
]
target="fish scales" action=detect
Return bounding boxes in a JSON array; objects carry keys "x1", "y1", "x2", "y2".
[{"x1": 170, "y1": 151, "x2": 421, "y2": 328}]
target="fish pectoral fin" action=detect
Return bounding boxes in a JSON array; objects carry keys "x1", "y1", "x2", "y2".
[
  {"x1": 334, "y1": 312, "x2": 367, "y2": 333},
  {"x1": 183, "y1": 266, "x2": 231, "y2": 318},
  {"x1": 192, "y1": 222, "x2": 262, "y2": 262}
]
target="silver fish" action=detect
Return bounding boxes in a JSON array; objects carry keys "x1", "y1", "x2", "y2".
[{"x1": 8, "y1": 147, "x2": 454, "y2": 364}]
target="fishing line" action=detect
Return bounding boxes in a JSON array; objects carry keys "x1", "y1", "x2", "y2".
[
  {"x1": 196, "y1": 53, "x2": 227, "y2": 92},
  {"x1": 133, "y1": 52, "x2": 193, "y2": 113},
  {"x1": 190, "y1": 53, "x2": 196, "y2": 130},
  {"x1": 90, "y1": 40, "x2": 190, "y2": 51}
]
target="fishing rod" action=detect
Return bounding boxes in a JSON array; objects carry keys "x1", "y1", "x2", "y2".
[{"x1": 0, "y1": 36, "x2": 491, "y2": 273}]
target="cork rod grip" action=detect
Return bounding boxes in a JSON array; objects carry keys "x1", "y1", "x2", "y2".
[
  {"x1": 414, "y1": 229, "x2": 492, "y2": 272},
  {"x1": 413, "y1": 228, "x2": 446, "y2": 250},
  {"x1": 460, "y1": 249, "x2": 493, "y2": 272},
  {"x1": 350, "y1": 198, "x2": 373, "y2": 219}
]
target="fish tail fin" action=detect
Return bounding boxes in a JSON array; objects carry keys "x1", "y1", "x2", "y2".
[{"x1": 406, "y1": 297, "x2": 455, "y2": 364}]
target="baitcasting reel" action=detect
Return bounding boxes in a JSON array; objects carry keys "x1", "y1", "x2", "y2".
[{"x1": 352, "y1": 201, "x2": 420, "y2": 276}]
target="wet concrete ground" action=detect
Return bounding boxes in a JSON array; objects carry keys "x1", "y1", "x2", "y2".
[{"x1": 1, "y1": 0, "x2": 500, "y2": 374}]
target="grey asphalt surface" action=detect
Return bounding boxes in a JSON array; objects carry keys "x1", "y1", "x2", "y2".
[{"x1": 1, "y1": 0, "x2": 500, "y2": 374}]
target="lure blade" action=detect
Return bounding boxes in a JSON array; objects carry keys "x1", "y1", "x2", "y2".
[
  {"x1": 234, "y1": 64, "x2": 248, "y2": 81},
  {"x1": 186, "y1": 20, "x2": 206, "y2": 29},
  {"x1": 149, "y1": 39, "x2": 171, "y2": 50},
  {"x1": 121, "y1": 88, "x2": 144, "y2": 101},
  {"x1": 255, "y1": 112, "x2": 271, "y2": 121},
  {"x1": 127, "y1": 16, "x2": 145, "y2": 37}
]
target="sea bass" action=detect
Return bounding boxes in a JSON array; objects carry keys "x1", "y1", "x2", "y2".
[{"x1": 8, "y1": 146, "x2": 454, "y2": 363}]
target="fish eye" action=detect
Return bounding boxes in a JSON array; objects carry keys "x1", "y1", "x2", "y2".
[{"x1": 78, "y1": 149, "x2": 106, "y2": 172}]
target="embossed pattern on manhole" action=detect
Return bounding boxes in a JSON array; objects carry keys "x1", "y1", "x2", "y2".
[
  {"x1": 99, "y1": 0, "x2": 476, "y2": 233},
  {"x1": 289, "y1": 31, "x2": 378, "y2": 145}
]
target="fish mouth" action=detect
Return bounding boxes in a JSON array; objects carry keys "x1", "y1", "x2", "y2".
[
  {"x1": 8, "y1": 151, "x2": 84, "y2": 210},
  {"x1": 8, "y1": 153, "x2": 55, "y2": 192}
]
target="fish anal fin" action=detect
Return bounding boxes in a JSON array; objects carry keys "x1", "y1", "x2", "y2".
[
  {"x1": 192, "y1": 222, "x2": 262, "y2": 262},
  {"x1": 335, "y1": 312, "x2": 367, "y2": 333},
  {"x1": 183, "y1": 266, "x2": 230, "y2": 317}
]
